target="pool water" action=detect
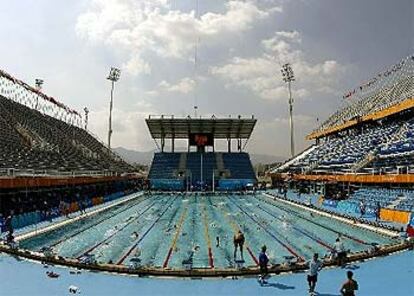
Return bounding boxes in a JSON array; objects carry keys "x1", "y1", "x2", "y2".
[{"x1": 19, "y1": 193, "x2": 394, "y2": 270}]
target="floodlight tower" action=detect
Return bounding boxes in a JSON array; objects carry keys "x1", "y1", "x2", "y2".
[
  {"x1": 34, "y1": 79, "x2": 44, "y2": 110},
  {"x1": 35, "y1": 78, "x2": 44, "y2": 90},
  {"x1": 281, "y1": 63, "x2": 295, "y2": 157},
  {"x1": 107, "y1": 67, "x2": 121, "y2": 149},
  {"x1": 84, "y1": 107, "x2": 89, "y2": 130}
]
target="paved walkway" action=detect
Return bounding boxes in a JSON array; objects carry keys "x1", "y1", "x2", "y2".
[{"x1": 0, "y1": 250, "x2": 412, "y2": 295}]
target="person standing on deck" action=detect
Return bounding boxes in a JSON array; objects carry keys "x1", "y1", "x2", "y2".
[
  {"x1": 258, "y1": 245, "x2": 269, "y2": 285},
  {"x1": 307, "y1": 253, "x2": 323, "y2": 295},
  {"x1": 233, "y1": 230, "x2": 245, "y2": 260},
  {"x1": 334, "y1": 237, "x2": 347, "y2": 267}
]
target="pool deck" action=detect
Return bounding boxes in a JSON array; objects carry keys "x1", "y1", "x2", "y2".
[
  {"x1": 0, "y1": 249, "x2": 413, "y2": 295},
  {"x1": 0, "y1": 192, "x2": 413, "y2": 295}
]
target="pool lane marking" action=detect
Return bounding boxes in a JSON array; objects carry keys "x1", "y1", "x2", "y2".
[
  {"x1": 162, "y1": 206, "x2": 188, "y2": 268},
  {"x1": 263, "y1": 193, "x2": 398, "y2": 238},
  {"x1": 257, "y1": 195, "x2": 370, "y2": 245},
  {"x1": 76, "y1": 198, "x2": 161, "y2": 259},
  {"x1": 48, "y1": 196, "x2": 152, "y2": 249},
  {"x1": 202, "y1": 204, "x2": 214, "y2": 268},
  {"x1": 15, "y1": 192, "x2": 144, "y2": 242},
  {"x1": 254, "y1": 202, "x2": 335, "y2": 252},
  {"x1": 229, "y1": 196, "x2": 305, "y2": 262},
  {"x1": 214, "y1": 198, "x2": 259, "y2": 266},
  {"x1": 117, "y1": 197, "x2": 178, "y2": 265}
]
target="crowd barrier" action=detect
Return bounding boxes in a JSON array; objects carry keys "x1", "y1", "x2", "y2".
[
  {"x1": 380, "y1": 208, "x2": 411, "y2": 224},
  {"x1": 288, "y1": 173, "x2": 414, "y2": 184},
  {"x1": 321, "y1": 199, "x2": 376, "y2": 218},
  {"x1": 1, "y1": 191, "x2": 128, "y2": 231}
]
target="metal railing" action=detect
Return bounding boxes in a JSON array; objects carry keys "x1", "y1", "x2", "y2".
[{"x1": 0, "y1": 168, "x2": 122, "y2": 178}]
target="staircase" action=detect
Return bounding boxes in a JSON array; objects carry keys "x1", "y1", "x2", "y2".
[
  {"x1": 272, "y1": 144, "x2": 318, "y2": 173},
  {"x1": 352, "y1": 152, "x2": 376, "y2": 173},
  {"x1": 179, "y1": 153, "x2": 187, "y2": 171},
  {"x1": 389, "y1": 195, "x2": 407, "y2": 209},
  {"x1": 216, "y1": 153, "x2": 224, "y2": 171},
  {"x1": 353, "y1": 119, "x2": 411, "y2": 172},
  {"x1": 304, "y1": 162, "x2": 319, "y2": 174}
]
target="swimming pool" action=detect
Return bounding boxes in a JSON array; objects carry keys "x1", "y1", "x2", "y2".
[{"x1": 16, "y1": 192, "x2": 400, "y2": 274}]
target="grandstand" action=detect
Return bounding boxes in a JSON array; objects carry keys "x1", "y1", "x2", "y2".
[
  {"x1": 274, "y1": 55, "x2": 414, "y2": 175},
  {"x1": 0, "y1": 69, "x2": 140, "y2": 220},
  {"x1": 0, "y1": 69, "x2": 133, "y2": 175},
  {"x1": 146, "y1": 116, "x2": 257, "y2": 191},
  {"x1": 270, "y1": 54, "x2": 414, "y2": 214}
]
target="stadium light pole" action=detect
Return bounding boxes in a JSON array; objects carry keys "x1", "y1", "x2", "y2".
[
  {"x1": 281, "y1": 63, "x2": 295, "y2": 157},
  {"x1": 107, "y1": 67, "x2": 121, "y2": 149},
  {"x1": 34, "y1": 79, "x2": 43, "y2": 110},
  {"x1": 84, "y1": 107, "x2": 89, "y2": 130}
]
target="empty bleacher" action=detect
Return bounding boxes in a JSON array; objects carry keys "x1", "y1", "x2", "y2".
[
  {"x1": 148, "y1": 153, "x2": 181, "y2": 179},
  {"x1": 148, "y1": 152, "x2": 256, "y2": 190},
  {"x1": 0, "y1": 95, "x2": 132, "y2": 174},
  {"x1": 277, "y1": 113, "x2": 414, "y2": 174},
  {"x1": 222, "y1": 153, "x2": 256, "y2": 179},
  {"x1": 348, "y1": 188, "x2": 414, "y2": 212}
]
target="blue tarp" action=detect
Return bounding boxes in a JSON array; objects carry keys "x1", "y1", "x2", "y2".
[
  {"x1": 7, "y1": 191, "x2": 127, "y2": 230},
  {"x1": 217, "y1": 179, "x2": 255, "y2": 190},
  {"x1": 336, "y1": 200, "x2": 376, "y2": 217},
  {"x1": 322, "y1": 200, "x2": 338, "y2": 208},
  {"x1": 150, "y1": 179, "x2": 184, "y2": 191}
]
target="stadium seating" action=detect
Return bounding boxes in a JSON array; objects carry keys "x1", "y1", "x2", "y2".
[
  {"x1": 278, "y1": 115, "x2": 414, "y2": 174},
  {"x1": 348, "y1": 188, "x2": 414, "y2": 212},
  {"x1": 222, "y1": 153, "x2": 256, "y2": 179},
  {"x1": 0, "y1": 95, "x2": 132, "y2": 174},
  {"x1": 148, "y1": 152, "x2": 256, "y2": 190},
  {"x1": 314, "y1": 75, "x2": 414, "y2": 134},
  {"x1": 148, "y1": 153, "x2": 182, "y2": 179}
]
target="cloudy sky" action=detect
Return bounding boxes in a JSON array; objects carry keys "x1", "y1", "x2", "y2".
[{"x1": 0, "y1": 0, "x2": 412, "y2": 157}]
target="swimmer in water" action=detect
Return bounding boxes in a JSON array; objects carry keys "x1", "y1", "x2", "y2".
[{"x1": 216, "y1": 236, "x2": 220, "y2": 247}]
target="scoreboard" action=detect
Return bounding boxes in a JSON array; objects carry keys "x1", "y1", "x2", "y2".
[{"x1": 189, "y1": 133, "x2": 214, "y2": 147}]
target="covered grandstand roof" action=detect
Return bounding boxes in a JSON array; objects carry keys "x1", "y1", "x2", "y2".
[{"x1": 145, "y1": 115, "x2": 257, "y2": 139}]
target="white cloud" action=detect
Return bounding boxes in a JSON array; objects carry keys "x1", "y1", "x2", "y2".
[
  {"x1": 248, "y1": 114, "x2": 315, "y2": 156},
  {"x1": 211, "y1": 31, "x2": 347, "y2": 101},
  {"x1": 76, "y1": 0, "x2": 282, "y2": 75},
  {"x1": 88, "y1": 100, "x2": 154, "y2": 151},
  {"x1": 164, "y1": 77, "x2": 195, "y2": 94},
  {"x1": 275, "y1": 30, "x2": 301, "y2": 42},
  {"x1": 150, "y1": 77, "x2": 196, "y2": 95}
]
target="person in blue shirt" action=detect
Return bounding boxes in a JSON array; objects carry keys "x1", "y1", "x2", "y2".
[{"x1": 258, "y1": 245, "x2": 269, "y2": 285}]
